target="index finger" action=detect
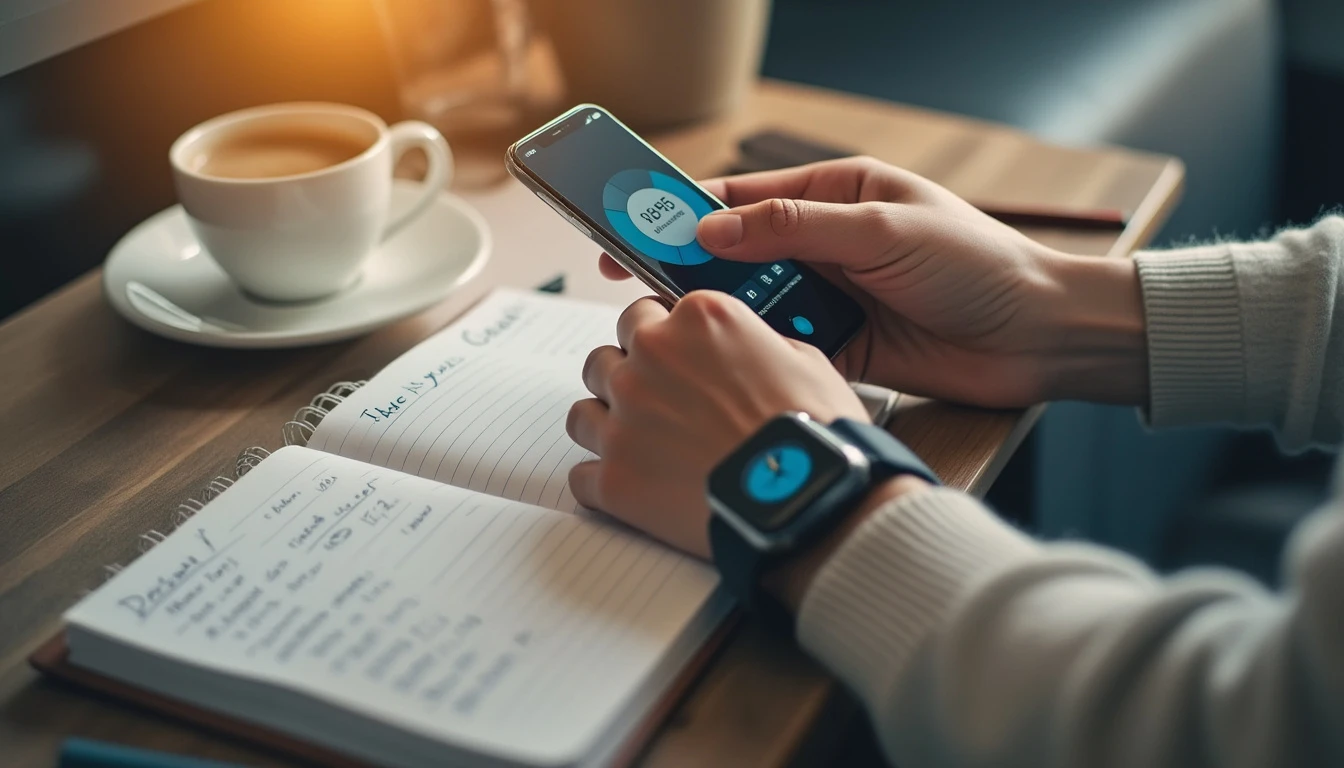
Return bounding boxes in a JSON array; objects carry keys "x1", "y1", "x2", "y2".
[
  {"x1": 703, "y1": 156, "x2": 914, "y2": 208},
  {"x1": 698, "y1": 166, "x2": 816, "y2": 208},
  {"x1": 597, "y1": 253, "x2": 634, "y2": 281},
  {"x1": 699, "y1": 178, "x2": 728, "y2": 202},
  {"x1": 616, "y1": 297, "x2": 669, "y2": 351}
]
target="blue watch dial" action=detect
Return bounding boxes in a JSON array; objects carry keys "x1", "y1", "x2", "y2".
[
  {"x1": 709, "y1": 415, "x2": 853, "y2": 532},
  {"x1": 743, "y1": 443, "x2": 813, "y2": 503}
]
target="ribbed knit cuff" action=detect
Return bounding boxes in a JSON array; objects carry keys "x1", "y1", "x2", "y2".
[
  {"x1": 1133, "y1": 247, "x2": 1246, "y2": 427},
  {"x1": 796, "y1": 488, "x2": 1038, "y2": 712}
]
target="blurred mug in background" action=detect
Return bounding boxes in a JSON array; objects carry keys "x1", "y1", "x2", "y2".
[
  {"x1": 537, "y1": 0, "x2": 771, "y2": 130},
  {"x1": 377, "y1": 0, "x2": 548, "y2": 133},
  {"x1": 378, "y1": 0, "x2": 569, "y2": 186}
]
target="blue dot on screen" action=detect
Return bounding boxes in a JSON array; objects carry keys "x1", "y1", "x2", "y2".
[{"x1": 792, "y1": 316, "x2": 815, "y2": 335}]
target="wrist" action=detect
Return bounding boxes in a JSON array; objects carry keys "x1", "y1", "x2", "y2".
[
  {"x1": 761, "y1": 475, "x2": 930, "y2": 613},
  {"x1": 1036, "y1": 251, "x2": 1149, "y2": 405}
]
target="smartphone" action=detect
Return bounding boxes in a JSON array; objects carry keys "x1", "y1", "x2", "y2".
[{"x1": 506, "y1": 104, "x2": 867, "y2": 359}]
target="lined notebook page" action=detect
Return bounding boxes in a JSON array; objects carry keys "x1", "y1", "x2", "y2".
[
  {"x1": 309, "y1": 290, "x2": 617, "y2": 513},
  {"x1": 65, "y1": 446, "x2": 718, "y2": 764}
]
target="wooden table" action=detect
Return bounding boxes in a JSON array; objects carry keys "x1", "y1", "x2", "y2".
[{"x1": 0, "y1": 80, "x2": 1181, "y2": 766}]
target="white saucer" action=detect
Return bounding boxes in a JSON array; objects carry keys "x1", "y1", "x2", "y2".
[{"x1": 103, "y1": 180, "x2": 490, "y2": 348}]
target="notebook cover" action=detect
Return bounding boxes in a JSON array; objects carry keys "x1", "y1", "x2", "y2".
[{"x1": 30, "y1": 614, "x2": 737, "y2": 768}]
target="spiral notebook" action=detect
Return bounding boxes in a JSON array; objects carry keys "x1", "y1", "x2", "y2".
[
  {"x1": 32, "y1": 287, "x2": 901, "y2": 767},
  {"x1": 33, "y1": 289, "x2": 746, "y2": 768}
]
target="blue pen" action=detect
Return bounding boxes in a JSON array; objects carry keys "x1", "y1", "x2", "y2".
[{"x1": 60, "y1": 738, "x2": 248, "y2": 768}]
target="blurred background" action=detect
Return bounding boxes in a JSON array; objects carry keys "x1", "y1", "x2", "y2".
[{"x1": 1, "y1": 0, "x2": 1340, "y2": 581}]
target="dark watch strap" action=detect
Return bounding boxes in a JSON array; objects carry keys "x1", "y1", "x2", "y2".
[
  {"x1": 709, "y1": 419, "x2": 940, "y2": 614},
  {"x1": 709, "y1": 514, "x2": 776, "y2": 612},
  {"x1": 709, "y1": 416, "x2": 940, "y2": 616},
  {"x1": 828, "y1": 418, "x2": 941, "y2": 486}
]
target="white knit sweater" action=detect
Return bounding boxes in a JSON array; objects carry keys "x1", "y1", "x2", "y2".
[{"x1": 796, "y1": 217, "x2": 1344, "y2": 768}]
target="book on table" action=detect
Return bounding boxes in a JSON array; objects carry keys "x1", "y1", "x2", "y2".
[{"x1": 34, "y1": 289, "x2": 733, "y2": 768}]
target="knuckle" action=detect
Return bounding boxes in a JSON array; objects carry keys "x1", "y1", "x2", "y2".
[
  {"x1": 853, "y1": 198, "x2": 887, "y2": 219},
  {"x1": 580, "y1": 347, "x2": 601, "y2": 383},
  {"x1": 601, "y1": 422, "x2": 632, "y2": 456},
  {"x1": 852, "y1": 154, "x2": 884, "y2": 172},
  {"x1": 793, "y1": 337, "x2": 826, "y2": 360},
  {"x1": 597, "y1": 421, "x2": 622, "y2": 456},
  {"x1": 847, "y1": 156, "x2": 919, "y2": 201},
  {"x1": 676, "y1": 290, "x2": 736, "y2": 325},
  {"x1": 565, "y1": 400, "x2": 585, "y2": 438},
  {"x1": 596, "y1": 465, "x2": 624, "y2": 505},
  {"x1": 617, "y1": 300, "x2": 651, "y2": 335},
  {"x1": 569, "y1": 464, "x2": 598, "y2": 505},
  {"x1": 767, "y1": 197, "x2": 804, "y2": 237},
  {"x1": 804, "y1": 344, "x2": 833, "y2": 368},
  {"x1": 606, "y1": 364, "x2": 640, "y2": 402},
  {"x1": 854, "y1": 200, "x2": 901, "y2": 232},
  {"x1": 626, "y1": 323, "x2": 658, "y2": 356}
]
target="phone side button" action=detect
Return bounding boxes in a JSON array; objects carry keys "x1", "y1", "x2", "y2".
[
  {"x1": 567, "y1": 216, "x2": 593, "y2": 237},
  {"x1": 537, "y1": 192, "x2": 593, "y2": 237}
]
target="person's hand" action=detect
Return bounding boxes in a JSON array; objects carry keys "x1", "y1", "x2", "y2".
[
  {"x1": 598, "y1": 157, "x2": 1147, "y2": 408},
  {"x1": 567, "y1": 291, "x2": 869, "y2": 558}
]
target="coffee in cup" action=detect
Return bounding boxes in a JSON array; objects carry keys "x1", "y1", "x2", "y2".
[
  {"x1": 194, "y1": 125, "x2": 372, "y2": 180},
  {"x1": 171, "y1": 103, "x2": 453, "y2": 302}
]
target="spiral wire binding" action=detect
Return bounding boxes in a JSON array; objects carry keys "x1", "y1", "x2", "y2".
[
  {"x1": 96, "y1": 379, "x2": 367, "y2": 588},
  {"x1": 138, "y1": 530, "x2": 169, "y2": 553},
  {"x1": 282, "y1": 380, "x2": 364, "y2": 447},
  {"x1": 203, "y1": 476, "x2": 234, "y2": 501},
  {"x1": 174, "y1": 499, "x2": 205, "y2": 527},
  {"x1": 236, "y1": 446, "x2": 271, "y2": 477},
  {"x1": 80, "y1": 563, "x2": 127, "y2": 598}
]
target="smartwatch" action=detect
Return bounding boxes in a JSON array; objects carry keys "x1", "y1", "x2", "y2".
[{"x1": 706, "y1": 412, "x2": 939, "y2": 610}]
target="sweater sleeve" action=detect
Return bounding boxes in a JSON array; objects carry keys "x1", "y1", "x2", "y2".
[
  {"x1": 795, "y1": 217, "x2": 1344, "y2": 767},
  {"x1": 1133, "y1": 215, "x2": 1344, "y2": 449},
  {"x1": 798, "y1": 490, "x2": 1344, "y2": 768}
]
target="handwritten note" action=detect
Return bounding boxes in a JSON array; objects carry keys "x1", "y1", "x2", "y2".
[
  {"x1": 308, "y1": 290, "x2": 620, "y2": 513},
  {"x1": 65, "y1": 446, "x2": 719, "y2": 759}
]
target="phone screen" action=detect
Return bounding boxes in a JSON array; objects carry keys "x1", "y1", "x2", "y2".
[{"x1": 514, "y1": 106, "x2": 866, "y2": 357}]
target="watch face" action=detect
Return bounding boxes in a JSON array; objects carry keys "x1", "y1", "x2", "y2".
[
  {"x1": 709, "y1": 415, "x2": 854, "y2": 533},
  {"x1": 743, "y1": 443, "x2": 813, "y2": 503}
]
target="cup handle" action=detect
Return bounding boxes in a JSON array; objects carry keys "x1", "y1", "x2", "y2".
[{"x1": 381, "y1": 120, "x2": 455, "y2": 242}]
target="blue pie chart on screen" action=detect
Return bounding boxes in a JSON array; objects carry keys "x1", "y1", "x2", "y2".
[{"x1": 603, "y1": 169, "x2": 714, "y2": 265}]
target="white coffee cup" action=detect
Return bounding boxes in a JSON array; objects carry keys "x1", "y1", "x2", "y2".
[{"x1": 170, "y1": 102, "x2": 453, "y2": 302}]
